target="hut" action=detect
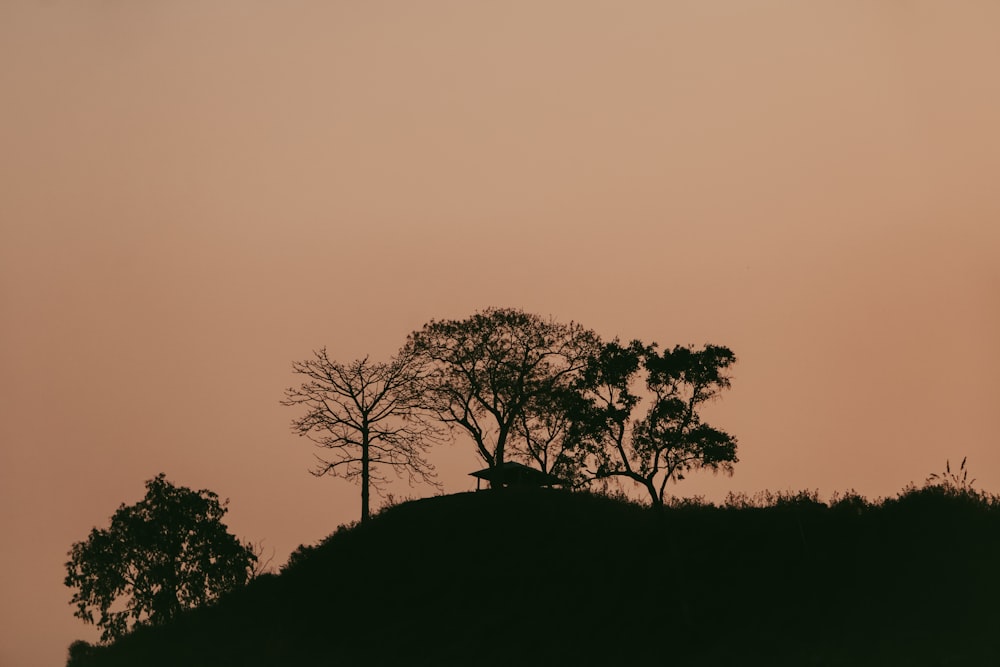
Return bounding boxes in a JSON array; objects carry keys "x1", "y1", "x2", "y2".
[{"x1": 469, "y1": 461, "x2": 565, "y2": 490}]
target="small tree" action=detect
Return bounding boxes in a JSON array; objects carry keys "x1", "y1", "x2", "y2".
[
  {"x1": 579, "y1": 341, "x2": 739, "y2": 507},
  {"x1": 64, "y1": 474, "x2": 257, "y2": 643},
  {"x1": 282, "y1": 347, "x2": 441, "y2": 521}
]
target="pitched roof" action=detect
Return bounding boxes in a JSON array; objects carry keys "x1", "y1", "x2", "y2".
[{"x1": 469, "y1": 461, "x2": 564, "y2": 486}]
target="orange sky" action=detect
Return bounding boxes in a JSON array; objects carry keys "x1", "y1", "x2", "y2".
[{"x1": 2, "y1": 2, "x2": 999, "y2": 665}]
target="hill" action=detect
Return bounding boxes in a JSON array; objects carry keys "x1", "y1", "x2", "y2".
[{"x1": 67, "y1": 486, "x2": 1000, "y2": 666}]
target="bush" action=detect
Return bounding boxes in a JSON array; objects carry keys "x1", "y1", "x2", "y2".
[{"x1": 67, "y1": 640, "x2": 95, "y2": 666}]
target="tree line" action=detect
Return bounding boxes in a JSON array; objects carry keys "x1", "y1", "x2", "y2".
[
  {"x1": 64, "y1": 306, "x2": 738, "y2": 646},
  {"x1": 283, "y1": 307, "x2": 739, "y2": 521}
]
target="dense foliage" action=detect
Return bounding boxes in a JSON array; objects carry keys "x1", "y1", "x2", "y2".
[
  {"x1": 403, "y1": 308, "x2": 739, "y2": 501},
  {"x1": 406, "y1": 307, "x2": 600, "y2": 473},
  {"x1": 571, "y1": 339, "x2": 738, "y2": 504},
  {"x1": 64, "y1": 474, "x2": 257, "y2": 643}
]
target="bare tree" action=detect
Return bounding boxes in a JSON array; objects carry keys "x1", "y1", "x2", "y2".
[
  {"x1": 247, "y1": 539, "x2": 276, "y2": 580},
  {"x1": 282, "y1": 348, "x2": 441, "y2": 522}
]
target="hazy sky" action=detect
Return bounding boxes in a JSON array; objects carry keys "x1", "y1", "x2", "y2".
[{"x1": 2, "y1": 2, "x2": 998, "y2": 665}]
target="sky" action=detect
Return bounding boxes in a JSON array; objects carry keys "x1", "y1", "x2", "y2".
[{"x1": 1, "y1": 1, "x2": 999, "y2": 665}]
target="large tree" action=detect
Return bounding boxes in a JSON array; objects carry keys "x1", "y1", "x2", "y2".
[
  {"x1": 282, "y1": 347, "x2": 441, "y2": 521},
  {"x1": 65, "y1": 474, "x2": 257, "y2": 643},
  {"x1": 405, "y1": 308, "x2": 599, "y2": 481},
  {"x1": 578, "y1": 341, "x2": 739, "y2": 506}
]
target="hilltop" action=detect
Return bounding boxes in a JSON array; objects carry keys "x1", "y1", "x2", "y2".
[{"x1": 68, "y1": 486, "x2": 1000, "y2": 666}]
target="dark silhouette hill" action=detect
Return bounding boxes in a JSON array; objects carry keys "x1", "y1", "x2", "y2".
[{"x1": 68, "y1": 486, "x2": 1000, "y2": 666}]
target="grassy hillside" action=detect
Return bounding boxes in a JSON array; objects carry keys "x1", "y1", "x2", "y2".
[{"x1": 67, "y1": 485, "x2": 1000, "y2": 666}]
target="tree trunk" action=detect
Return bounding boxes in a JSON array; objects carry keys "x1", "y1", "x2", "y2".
[
  {"x1": 490, "y1": 426, "x2": 508, "y2": 490},
  {"x1": 361, "y1": 428, "x2": 370, "y2": 522},
  {"x1": 646, "y1": 479, "x2": 662, "y2": 510}
]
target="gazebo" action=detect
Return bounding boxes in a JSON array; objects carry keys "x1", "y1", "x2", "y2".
[{"x1": 469, "y1": 461, "x2": 565, "y2": 490}]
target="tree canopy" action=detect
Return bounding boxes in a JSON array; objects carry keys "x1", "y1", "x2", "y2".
[
  {"x1": 64, "y1": 474, "x2": 257, "y2": 643},
  {"x1": 405, "y1": 307, "x2": 599, "y2": 479},
  {"x1": 289, "y1": 307, "x2": 739, "y2": 503},
  {"x1": 577, "y1": 340, "x2": 739, "y2": 505}
]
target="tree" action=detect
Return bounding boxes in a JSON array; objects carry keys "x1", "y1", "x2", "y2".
[
  {"x1": 514, "y1": 384, "x2": 593, "y2": 486},
  {"x1": 578, "y1": 341, "x2": 739, "y2": 507},
  {"x1": 405, "y1": 307, "x2": 599, "y2": 481},
  {"x1": 282, "y1": 347, "x2": 441, "y2": 522},
  {"x1": 64, "y1": 474, "x2": 257, "y2": 643}
]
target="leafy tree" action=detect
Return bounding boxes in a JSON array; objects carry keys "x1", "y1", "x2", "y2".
[
  {"x1": 406, "y1": 307, "x2": 599, "y2": 480},
  {"x1": 578, "y1": 340, "x2": 739, "y2": 506},
  {"x1": 561, "y1": 338, "x2": 646, "y2": 485},
  {"x1": 514, "y1": 384, "x2": 593, "y2": 486},
  {"x1": 64, "y1": 474, "x2": 257, "y2": 643},
  {"x1": 282, "y1": 347, "x2": 441, "y2": 521}
]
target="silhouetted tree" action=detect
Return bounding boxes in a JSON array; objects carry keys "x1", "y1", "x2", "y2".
[
  {"x1": 405, "y1": 308, "x2": 599, "y2": 482},
  {"x1": 64, "y1": 474, "x2": 257, "y2": 643},
  {"x1": 283, "y1": 347, "x2": 441, "y2": 521},
  {"x1": 578, "y1": 341, "x2": 739, "y2": 506},
  {"x1": 514, "y1": 384, "x2": 593, "y2": 486}
]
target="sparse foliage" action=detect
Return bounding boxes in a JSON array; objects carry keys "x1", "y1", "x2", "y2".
[
  {"x1": 925, "y1": 457, "x2": 977, "y2": 492},
  {"x1": 64, "y1": 474, "x2": 257, "y2": 643},
  {"x1": 283, "y1": 347, "x2": 442, "y2": 521},
  {"x1": 247, "y1": 539, "x2": 277, "y2": 579}
]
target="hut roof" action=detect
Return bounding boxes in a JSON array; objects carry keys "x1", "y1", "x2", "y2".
[{"x1": 469, "y1": 461, "x2": 564, "y2": 487}]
